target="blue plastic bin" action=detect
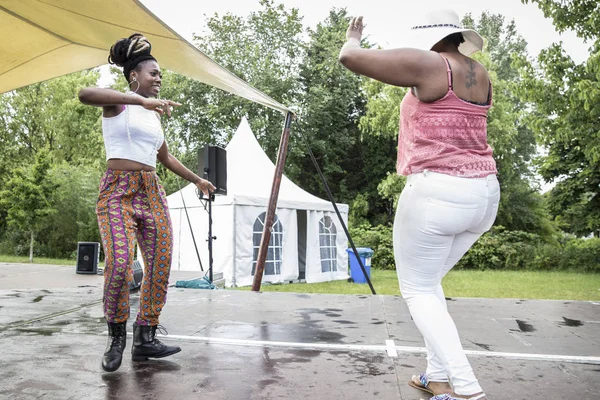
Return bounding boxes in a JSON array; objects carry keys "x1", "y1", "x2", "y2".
[{"x1": 346, "y1": 247, "x2": 374, "y2": 284}]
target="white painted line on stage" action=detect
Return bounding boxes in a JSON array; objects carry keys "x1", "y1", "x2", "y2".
[
  {"x1": 385, "y1": 340, "x2": 398, "y2": 357},
  {"x1": 162, "y1": 334, "x2": 386, "y2": 353},
  {"x1": 153, "y1": 333, "x2": 600, "y2": 365},
  {"x1": 462, "y1": 349, "x2": 600, "y2": 365},
  {"x1": 509, "y1": 331, "x2": 532, "y2": 347}
]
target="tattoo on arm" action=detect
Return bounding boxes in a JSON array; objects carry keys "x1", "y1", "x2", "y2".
[{"x1": 465, "y1": 59, "x2": 477, "y2": 89}]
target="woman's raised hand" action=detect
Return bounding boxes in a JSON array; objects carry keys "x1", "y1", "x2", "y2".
[{"x1": 346, "y1": 16, "x2": 365, "y2": 42}]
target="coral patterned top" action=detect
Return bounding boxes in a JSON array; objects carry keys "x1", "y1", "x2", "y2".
[{"x1": 396, "y1": 55, "x2": 497, "y2": 178}]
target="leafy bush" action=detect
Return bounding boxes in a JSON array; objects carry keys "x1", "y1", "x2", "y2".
[
  {"x1": 559, "y1": 237, "x2": 600, "y2": 273},
  {"x1": 349, "y1": 223, "x2": 600, "y2": 272},
  {"x1": 456, "y1": 227, "x2": 542, "y2": 270},
  {"x1": 0, "y1": 230, "x2": 31, "y2": 257},
  {"x1": 349, "y1": 223, "x2": 395, "y2": 270},
  {"x1": 457, "y1": 227, "x2": 600, "y2": 272}
]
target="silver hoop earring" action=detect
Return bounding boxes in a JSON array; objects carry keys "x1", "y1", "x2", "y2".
[{"x1": 128, "y1": 77, "x2": 139, "y2": 93}]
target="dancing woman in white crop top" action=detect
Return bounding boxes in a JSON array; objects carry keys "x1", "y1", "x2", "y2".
[{"x1": 78, "y1": 33, "x2": 215, "y2": 373}]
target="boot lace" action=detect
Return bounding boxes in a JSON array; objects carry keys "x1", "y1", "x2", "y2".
[
  {"x1": 149, "y1": 324, "x2": 169, "y2": 343},
  {"x1": 156, "y1": 325, "x2": 169, "y2": 336}
]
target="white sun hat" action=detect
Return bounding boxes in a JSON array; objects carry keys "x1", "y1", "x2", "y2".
[{"x1": 404, "y1": 9, "x2": 484, "y2": 56}]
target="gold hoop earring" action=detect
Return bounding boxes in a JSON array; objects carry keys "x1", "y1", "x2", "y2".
[{"x1": 128, "y1": 77, "x2": 139, "y2": 93}]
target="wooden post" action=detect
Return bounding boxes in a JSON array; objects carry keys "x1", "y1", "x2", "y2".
[{"x1": 252, "y1": 112, "x2": 293, "y2": 291}]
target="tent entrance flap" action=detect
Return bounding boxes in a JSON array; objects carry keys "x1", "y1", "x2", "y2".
[{"x1": 297, "y1": 210, "x2": 307, "y2": 280}]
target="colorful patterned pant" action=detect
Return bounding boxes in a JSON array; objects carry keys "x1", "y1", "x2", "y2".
[{"x1": 96, "y1": 169, "x2": 173, "y2": 326}]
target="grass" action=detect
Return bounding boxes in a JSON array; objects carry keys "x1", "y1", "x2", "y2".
[
  {"x1": 0, "y1": 254, "x2": 75, "y2": 266},
  {"x1": 2, "y1": 254, "x2": 598, "y2": 301},
  {"x1": 232, "y1": 269, "x2": 600, "y2": 301},
  {"x1": 0, "y1": 254, "x2": 104, "y2": 268}
]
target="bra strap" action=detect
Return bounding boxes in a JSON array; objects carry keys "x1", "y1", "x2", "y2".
[{"x1": 438, "y1": 54, "x2": 453, "y2": 90}]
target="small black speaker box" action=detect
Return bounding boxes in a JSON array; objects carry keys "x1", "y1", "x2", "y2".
[
  {"x1": 75, "y1": 242, "x2": 99, "y2": 274},
  {"x1": 130, "y1": 260, "x2": 144, "y2": 291},
  {"x1": 198, "y1": 146, "x2": 227, "y2": 196}
]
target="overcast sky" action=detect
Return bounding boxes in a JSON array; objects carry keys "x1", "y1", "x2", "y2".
[{"x1": 140, "y1": 0, "x2": 591, "y2": 64}]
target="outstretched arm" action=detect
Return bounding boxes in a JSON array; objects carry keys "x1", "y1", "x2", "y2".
[
  {"x1": 78, "y1": 88, "x2": 181, "y2": 117},
  {"x1": 338, "y1": 16, "x2": 443, "y2": 88},
  {"x1": 78, "y1": 88, "x2": 145, "y2": 107},
  {"x1": 157, "y1": 141, "x2": 216, "y2": 197}
]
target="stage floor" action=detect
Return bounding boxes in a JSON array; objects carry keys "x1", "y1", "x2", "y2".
[{"x1": 1, "y1": 263, "x2": 599, "y2": 400}]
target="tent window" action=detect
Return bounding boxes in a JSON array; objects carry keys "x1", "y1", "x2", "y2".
[
  {"x1": 319, "y1": 216, "x2": 337, "y2": 272},
  {"x1": 252, "y1": 212, "x2": 283, "y2": 276}
]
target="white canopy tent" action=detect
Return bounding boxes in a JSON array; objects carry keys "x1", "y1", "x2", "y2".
[{"x1": 167, "y1": 118, "x2": 350, "y2": 287}]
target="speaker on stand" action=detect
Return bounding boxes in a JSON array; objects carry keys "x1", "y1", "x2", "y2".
[
  {"x1": 197, "y1": 146, "x2": 227, "y2": 283},
  {"x1": 75, "y1": 242, "x2": 99, "y2": 274},
  {"x1": 198, "y1": 146, "x2": 227, "y2": 196}
]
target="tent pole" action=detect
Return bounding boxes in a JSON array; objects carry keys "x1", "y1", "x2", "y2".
[{"x1": 252, "y1": 112, "x2": 294, "y2": 292}]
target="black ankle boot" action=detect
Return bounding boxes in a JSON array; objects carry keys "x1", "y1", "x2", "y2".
[
  {"x1": 131, "y1": 323, "x2": 181, "y2": 361},
  {"x1": 102, "y1": 321, "x2": 127, "y2": 372}
]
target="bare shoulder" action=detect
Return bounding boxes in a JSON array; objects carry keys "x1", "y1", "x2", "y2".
[{"x1": 462, "y1": 56, "x2": 489, "y2": 74}]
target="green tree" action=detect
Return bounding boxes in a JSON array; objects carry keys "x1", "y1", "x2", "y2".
[
  {"x1": 196, "y1": 0, "x2": 305, "y2": 160},
  {"x1": 376, "y1": 172, "x2": 406, "y2": 219},
  {"x1": 522, "y1": 0, "x2": 599, "y2": 41},
  {"x1": 359, "y1": 79, "x2": 406, "y2": 223},
  {"x1": 518, "y1": 0, "x2": 600, "y2": 236},
  {"x1": 293, "y1": 8, "x2": 369, "y2": 203},
  {"x1": 462, "y1": 13, "x2": 554, "y2": 236},
  {"x1": 0, "y1": 151, "x2": 57, "y2": 262},
  {"x1": 0, "y1": 70, "x2": 103, "y2": 248},
  {"x1": 0, "y1": 70, "x2": 103, "y2": 167},
  {"x1": 36, "y1": 163, "x2": 102, "y2": 258}
]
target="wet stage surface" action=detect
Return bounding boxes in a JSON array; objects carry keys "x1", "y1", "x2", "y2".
[{"x1": 0, "y1": 263, "x2": 599, "y2": 399}]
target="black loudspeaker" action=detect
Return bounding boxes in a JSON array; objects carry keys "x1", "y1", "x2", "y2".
[
  {"x1": 130, "y1": 260, "x2": 144, "y2": 291},
  {"x1": 198, "y1": 146, "x2": 227, "y2": 195},
  {"x1": 75, "y1": 242, "x2": 99, "y2": 274}
]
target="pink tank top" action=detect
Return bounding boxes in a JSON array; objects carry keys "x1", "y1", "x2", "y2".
[{"x1": 396, "y1": 55, "x2": 497, "y2": 178}]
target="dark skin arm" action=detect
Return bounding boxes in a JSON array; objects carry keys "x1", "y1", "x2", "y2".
[
  {"x1": 338, "y1": 16, "x2": 445, "y2": 89},
  {"x1": 78, "y1": 87, "x2": 180, "y2": 117},
  {"x1": 157, "y1": 140, "x2": 216, "y2": 197}
]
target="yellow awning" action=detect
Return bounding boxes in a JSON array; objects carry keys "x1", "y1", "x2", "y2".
[{"x1": 0, "y1": 0, "x2": 291, "y2": 114}]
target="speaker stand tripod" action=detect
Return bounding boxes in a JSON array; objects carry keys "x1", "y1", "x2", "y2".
[{"x1": 198, "y1": 193, "x2": 216, "y2": 283}]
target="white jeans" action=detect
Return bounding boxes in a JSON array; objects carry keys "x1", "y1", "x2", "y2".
[{"x1": 393, "y1": 171, "x2": 500, "y2": 395}]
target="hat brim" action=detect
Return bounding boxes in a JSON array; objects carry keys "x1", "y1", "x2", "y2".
[{"x1": 402, "y1": 27, "x2": 484, "y2": 56}]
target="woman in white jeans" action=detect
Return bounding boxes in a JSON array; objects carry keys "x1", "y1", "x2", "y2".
[{"x1": 339, "y1": 9, "x2": 498, "y2": 400}]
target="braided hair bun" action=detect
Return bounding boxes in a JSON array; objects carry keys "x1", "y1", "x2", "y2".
[{"x1": 108, "y1": 33, "x2": 156, "y2": 81}]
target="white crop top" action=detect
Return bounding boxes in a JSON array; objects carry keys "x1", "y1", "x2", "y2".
[{"x1": 101, "y1": 91, "x2": 165, "y2": 168}]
